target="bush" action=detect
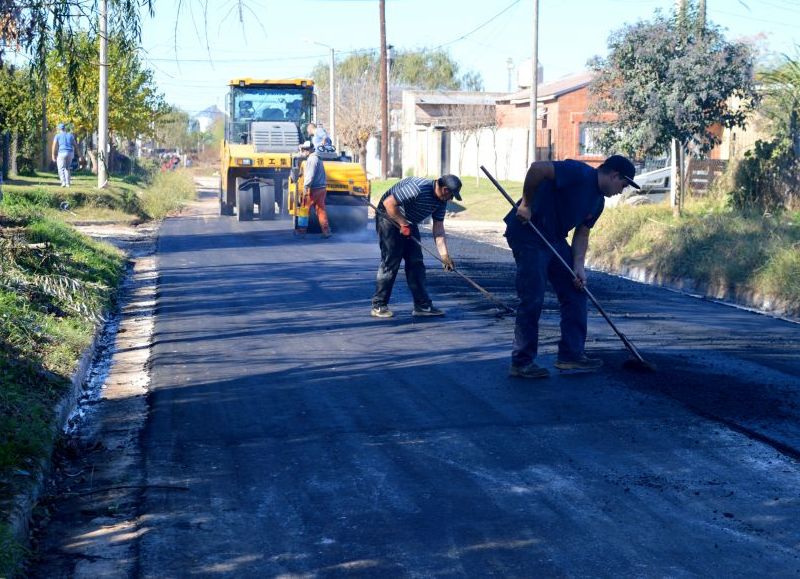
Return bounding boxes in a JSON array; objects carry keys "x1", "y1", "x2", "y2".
[
  {"x1": 731, "y1": 138, "x2": 798, "y2": 213},
  {"x1": 3, "y1": 187, "x2": 53, "y2": 208},
  {"x1": 139, "y1": 169, "x2": 195, "y2": 219},
  {"x1": 15, "y1": 156, "x2": 36, "y2": 177}
]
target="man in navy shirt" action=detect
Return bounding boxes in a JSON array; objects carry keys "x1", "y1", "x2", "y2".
[
  {"x1": 371, "y1": 174, "x2": 462, "y2": 318},
  {"x1": 505, "y1": 155, "x2": 639, "y2": 378}
]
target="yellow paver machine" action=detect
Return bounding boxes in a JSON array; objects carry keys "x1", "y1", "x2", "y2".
[{"x1": 220, "y1": 78, "x2": 369, "y2": 231}]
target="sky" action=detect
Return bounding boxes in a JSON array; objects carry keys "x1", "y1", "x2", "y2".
[{"x1": 139, "y1": 0, "x2": 800, "y2": 117}]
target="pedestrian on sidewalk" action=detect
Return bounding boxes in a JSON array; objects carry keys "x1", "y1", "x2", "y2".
[
  {"x1": 371, "y1": 174, "x2": 462, "y2": 319},
  {"x1": 51, "y1": 122, "x2": 78, "y2": 188},
  {"x1": 298, "y1": 140, "x2": 330, "y2": 237},
  {"x1": 504, "y1": 155, "x2": 640, "y2": 378}
]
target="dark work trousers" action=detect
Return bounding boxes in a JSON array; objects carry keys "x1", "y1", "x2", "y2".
[
  {"x1": 507, "y1": 235, "x2": 588, "y2": 366},
  {"x1": 371, "y1": 216, "x2": 432, "y2": 309}
]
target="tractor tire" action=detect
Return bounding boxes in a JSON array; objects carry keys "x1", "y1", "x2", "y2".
[
  {"x1": 219, "y1": 182, "x2": 233, "y2": 215},
  {"x1": 236, "y1": 177, "x2": 254, "y2": 221},
  {"x1": 221, "y1": 171, "x2": 237, "y2": 216},
  {"x1": 322, "y1": 194, "x2": 369, "y2": 233},
  {"x1": 258, "y1": 182, "x2": 276, "y2": 220}
]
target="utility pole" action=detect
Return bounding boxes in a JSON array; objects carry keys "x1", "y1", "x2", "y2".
[
  {"x1": 328, "y1": 46, "x2": 335, "y2": 148},
  {"x1": 671, "y1": 0, "x2": 689, "y2": 216},
  {"x1": 379, "y1": 0, "x2": 388, "y2": 179},
  {"x1": 40, "y1": 74, "x2": 47, "y2": 171},
  {"x1": 528, "y1": 0, "x2": 539, "y2": 166},
  {"x1": 697, "y1": 0, "x2": 706, "y2": 35},
  {"x1": 387, "y1": 43, "x2": 394, "y2": 171},
  {"x1": 307, "y1": 39, "x2": 337, "y2": 147},
  {"x1": 506, "y1": 58, "x2": 514, "y2": 92},
  {"x1": 39, "y1": 21, "x2": 47, "y2": 172},
  {"x1": 98, "y1": 0, "x2": 109, "y2": 188}
]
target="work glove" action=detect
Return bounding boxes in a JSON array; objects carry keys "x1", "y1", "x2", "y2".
[
  {"x1": 399, "y1": 223, "x2": 412, "y2": 237},
  {"x1": 442, "y1": 255, "x2": 455, "y2": 272}
]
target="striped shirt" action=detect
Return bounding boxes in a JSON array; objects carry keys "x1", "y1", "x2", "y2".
[{"x1": 379, "y1": 177, "x2": 447, "y2": 224}]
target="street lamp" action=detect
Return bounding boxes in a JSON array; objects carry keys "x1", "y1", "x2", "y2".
[
  {"x1": 529, "y1": 0, "x2": 539, "y2": 165},
  {"x1": 308, "y1": 40, "x2": 336, "y2": 148},
  {"x1": 387, "y1": 44, "x2": 394, "y2": 175}
]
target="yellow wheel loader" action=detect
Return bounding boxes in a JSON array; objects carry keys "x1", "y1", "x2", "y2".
[{"x1": 220, "y1": 78, "x2": 369, "y2": 231}]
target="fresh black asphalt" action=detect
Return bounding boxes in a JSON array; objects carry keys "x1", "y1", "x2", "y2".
[
  {"x1": 131, "y1": 185, "x2": 800, "y2": 577},
  {"x1": 29, "y1": 181, "x2": 800, "y2": 577}
]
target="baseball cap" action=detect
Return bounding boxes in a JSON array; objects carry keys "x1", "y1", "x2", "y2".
[
  {"x1": 299, "y1": 140, "x2": 314, "y2": 151},
  {"x1": 439, "y1": 174, "x2": 462, "y2": 200},
  {"x1": 57, "y1": 122, "x2": 65, "y2": 130},
  {"x1": 599, "y1": 155, "x2": 640, "y2": 189}
]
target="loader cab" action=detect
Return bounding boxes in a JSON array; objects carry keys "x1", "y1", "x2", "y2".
[{"x1": 225, "y1": 80, "x2": 315, "y2": 145}]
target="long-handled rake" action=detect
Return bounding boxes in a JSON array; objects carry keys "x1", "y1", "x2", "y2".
[{"x1": 480, "y1": 165, "x2": 656, "y2": 373}]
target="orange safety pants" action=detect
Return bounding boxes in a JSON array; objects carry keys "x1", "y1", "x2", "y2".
[{"x1": 305, "y1": 187, "x2": 329, "y2": 235}]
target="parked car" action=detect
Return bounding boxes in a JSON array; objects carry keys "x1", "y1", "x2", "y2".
[{"x1": 607, "y1": 164, "x2": 671, "y2": 207}]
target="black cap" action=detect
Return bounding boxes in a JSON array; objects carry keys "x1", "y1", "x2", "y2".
[
  {"x1": 599, "y1": 155, "x2": 640, "y2": 190},
  {"x1": 438, "y1": 174, "x2": 462, "y2": 200}
]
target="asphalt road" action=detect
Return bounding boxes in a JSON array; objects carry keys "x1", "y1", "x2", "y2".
[{"x1": 34, "y1": 178, "x2": 800, "y2": 577}]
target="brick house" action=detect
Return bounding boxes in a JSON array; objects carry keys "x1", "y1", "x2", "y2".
[{"x1": 495, "y1": 71, "x2": 615, "y2": 167}]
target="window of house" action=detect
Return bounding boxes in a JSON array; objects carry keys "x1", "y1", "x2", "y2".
[{"x1": 579, "y1": 123, "x2": 604, "y2": 156}]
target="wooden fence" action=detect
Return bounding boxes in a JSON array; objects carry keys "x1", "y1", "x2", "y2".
[{"x1": 687, "y1": 159, "x2": 727, "y2": 194}]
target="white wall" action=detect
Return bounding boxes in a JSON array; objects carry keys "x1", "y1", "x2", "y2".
[
  {"x1": 400, "y1": 125, "x2": 530, "y2": 182},
  {"x1": 449, "y1": 127, "x2": 529, "y2": 182},
  {"x1": 366, "y1": 137, "x2": 380, "y2": 178}
]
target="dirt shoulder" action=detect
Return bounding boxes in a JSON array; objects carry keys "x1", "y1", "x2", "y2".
[
  {"x1": 24, "y1": 181, "x2": 209, "y2": 577},
  {"x1": 20, "y1": 220, "x2": 156, "y2": 577}
]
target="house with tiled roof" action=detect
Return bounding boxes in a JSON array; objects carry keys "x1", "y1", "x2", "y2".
[{"x1": 495, "y1": 71, "x2": 615, "y2": 167}]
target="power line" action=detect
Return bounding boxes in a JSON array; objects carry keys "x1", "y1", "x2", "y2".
[
  {"x1": 435, "y1": 0, "x2": 523, "y2": 50},
  {"x1": 713, "y1": 8, "x2": 800, "y2": 28}
]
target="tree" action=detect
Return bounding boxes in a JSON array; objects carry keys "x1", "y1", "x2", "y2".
[
  {"x1": 46, "y1": 33, "x2": 165, "y2": 172},
  {"x1": 0, "y1": 66, "x2": 42, "y2": 175},
  {"x1": 309, "y1": 49, "x2": 484, "y2": 164},
  {"x1": 391, "y1": 49, "x2": 462, "y2": 90},
  {"x1": 153, "y1": 106, "x2": 195, "y2": 152},
  {"x1": 759, "y1": 49, "x2": 800, "y2": 147},
  {"x1": 588, "y1": 1, "x2": 757, "y2": 214},
  {"x1": 335, "y1": 62, "x2": 383, "y2": 171},
  {"x1": 443, "y1": 103, "x2": 495, "y2": 183},
  {"x1": 731, "y1": 49, "x2": 800, "y2": 212},
  {"x1": 0, "y1": 0, "x2": 152, "y2": 73}
]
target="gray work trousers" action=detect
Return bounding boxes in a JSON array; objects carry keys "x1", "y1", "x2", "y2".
[{"x1": 57, "y1": 151, "x2": 74, "y2": 186}]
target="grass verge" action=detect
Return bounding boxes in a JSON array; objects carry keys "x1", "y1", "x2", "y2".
[
  {"x1": 139, "y1": 169, "x2": 197, "y2": 219},
  {"x1": 0, "y1": 167, "x2": 195, "y2": 577},
  {"x1": 2, "y1": 168, "x2": 196, "y2": 222},
  {"x1": 588, "y1": 200, "x2": 800, "y2": 313},
  {"x1": 0, "y1": 209, "x2": 125, "y2": 577}
]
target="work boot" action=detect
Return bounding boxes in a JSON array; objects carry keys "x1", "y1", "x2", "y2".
[
  {"x1": 509, "y1": 362, "x2": 550, "y2": 379},
  {"x1": 412, "y1": 304, "x2": 444, "y2": 317},
  {"x1": 371, "y1": 305, "x2": 393, "y2": 318},
  {"x1": 554, "y1": 354, "x2": 604, "y2": 371}
]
